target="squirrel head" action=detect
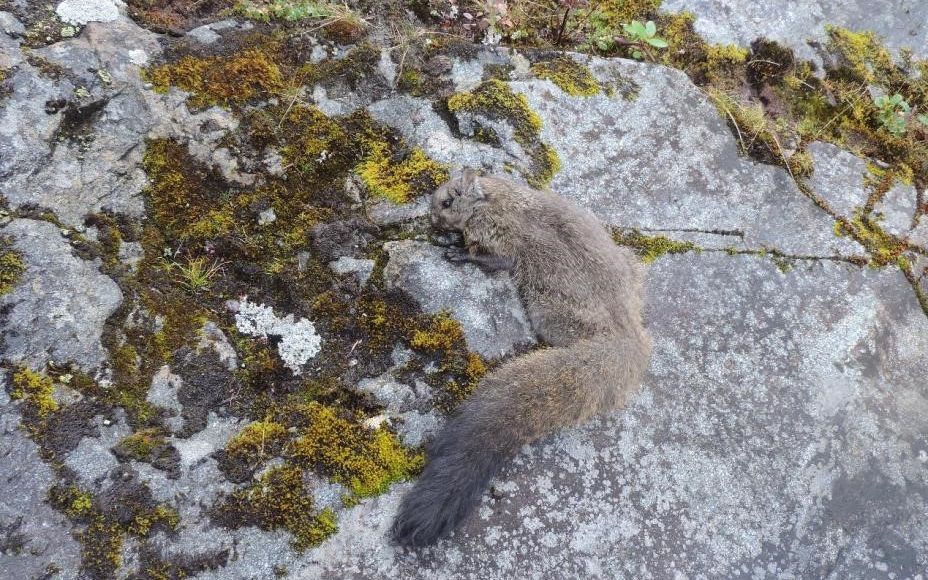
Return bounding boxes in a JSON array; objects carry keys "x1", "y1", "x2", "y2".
[{"x1": 430, "y1": 167, "x2": 486, "y2": 232}]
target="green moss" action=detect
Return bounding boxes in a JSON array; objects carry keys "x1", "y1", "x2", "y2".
[
  {"x1": 113, "y1": 428, "x2": 164, "y2": 461},
  {"x1": 788, "y1": 150, "x2": 814, "y2": 178},
  {"x1": 225, "y1": 420, "x2": 288, "y2": 464},
  {"x1": 50, "y1": 485, "x2": 95, "y2": 519},
  {"x1": 286, "y1": 402, "x2": 423, "y2": 498},
  {"x1": 129, "y1": 505, "x2": 180, "y2": 537},
  {"x1": 612, "y1": 229, "x2": 700, "y2": 263},
  {"x1": 834, "y1": 210, "x2": 907, "y2": 267},
  {"x1": 217, "y1": 464, "x2": 338, "y2": 551},
  {"x1": 0, "y1": 238, "x2": 25, "y2": 296},
  {"x1": 448, "y1": 79, "x2": 560, "y2": 187},
  {"x1": 79, "y1": 516, "x2": 124, "y2": 580},
  {"x1": 409, "y1": 311, "x2": 465, "y2": 353},
  {"x1": 356, "y1": 142, "x2": 450, "y2": 204},
  {"x1": 531, "y1": 57, "x2": 600, "y2": 97},
  {"x1": 10, "y1": 367, "x2": 59, "y2": 418},
  {"x1": 146, "y1": 48, "x2": 285, "y2": 108},
  {"x1": 825, "y1": 26, "x2": 894, "y2": 84}
]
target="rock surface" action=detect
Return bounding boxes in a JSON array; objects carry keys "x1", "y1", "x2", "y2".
[
  {"x1": 0, "y1": 5, "x2": 926, "y2": 579},
  {"x1": 0, "y1": 219, "x2": 122, "y2": 371},
  {"x1": 664, "y1": 0, "x2": 928, "y2": 61},
  {"x1": 383, "y1": 240, "x2": 535, "y2": 359}
]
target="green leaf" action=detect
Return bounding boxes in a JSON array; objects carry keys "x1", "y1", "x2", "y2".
[
  {"x1": 632, "y1": 50, "x2": 643, "y2": 60},
  {"x1": 647, "y1": 37, "x2": 668, "y2": 48},
  {"x1": 917, "y1": 113, "x2": 928, "y2": 126},
  {"x1": 645, "y1": 20, "x2": 656, "y2": 36}
]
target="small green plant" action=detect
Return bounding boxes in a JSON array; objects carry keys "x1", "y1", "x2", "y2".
[
  {"x1": 918, "y1": 113, "x2": 928, "y2": 127},
  {"x1": 170, "y1": 256, "x2": 225, "y2": 293},
  {"x1": 874, "y1": 93, "x2": 910, "y2": 136},
  {"x1": 620, "y1": 20, "x2": 668, "y2": 60}
]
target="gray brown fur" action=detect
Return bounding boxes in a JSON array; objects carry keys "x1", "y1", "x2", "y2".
[{"x1": 391, "y1": 169, "x2": 652, "y2": 547}]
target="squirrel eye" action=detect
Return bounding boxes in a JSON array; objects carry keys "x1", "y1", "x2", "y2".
[{"x1": 441, "y1": 198, "x2": 453, "y2": 208}]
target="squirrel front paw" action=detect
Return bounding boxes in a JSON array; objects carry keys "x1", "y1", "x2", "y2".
[{"x1": 444, "y1": 248, "x2": 470, "y2": 263}]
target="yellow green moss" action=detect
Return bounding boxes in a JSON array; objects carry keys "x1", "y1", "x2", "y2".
[
  {"x1": 225, "y1": 420, "x2": 288, "y2": 463},
  {"x1": 79, "y1": 516, "x2": 124, "y2": 579},
  {"x1": 612, "y1": 229, "x2": 700, "y2": 263},
  {"x1": 113, "y1": 428, "x2": 164, "y2": 461},
  {"x1": 356, "y1": 142, "x2": 450, "y2": 204},
  {"x1": 129, "y1": 505, "x2": 180, "y2": 536},
  {"x1": 10, "y1": 367, "x2": 59, "y2": 418},
  {"x1": 409, "y1": 311, "x2": 465, "y2": 354},
  {"x1": 50, "y1": 485, "x2": 94, "y2": 519},
  {"x1": 0, "y1": 241, "x2": 25, "y2": 296},
  {"x1": 286, "y1": 402, "x2": 423, "y2": 498},
  {"x1": 448, "y1": 79, "x2": 560, "y2": 187},
  {"x1": 146, "y1": 48, "x2": 285, "y2": 108},
  {"x1": 218, "y1": 464, "x2": 338, "y2": 551},
  {"x1": 825, "y1": 26, "x2": 894, "y2": 84},
  {"x1": 833, "y1": 210, "x2": 907, "y2": 267},
  {"x1": 142, "y1": 139, "x2": 225, "y2": 241},
  {"x1": 531, "y1": 57, "x2": 600, "y2": 97},
  {"x1": 596, "y1": 0, "x2": 662, "y2": 24}
]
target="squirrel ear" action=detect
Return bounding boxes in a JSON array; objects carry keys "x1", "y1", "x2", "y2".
[{"x1": 460, "y1": 167, "x2": 484, "y2": 198}]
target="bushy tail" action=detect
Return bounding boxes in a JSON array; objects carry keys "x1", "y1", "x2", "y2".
[{"x1": 391, "y1": 331, "x2": 650, "y2": 547}]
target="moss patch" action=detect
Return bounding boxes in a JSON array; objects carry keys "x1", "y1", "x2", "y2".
[
  {"x1": 10, "y1": 367, "x2": 59, "y2": 418},
  {"x1": 612, "y1": 229, "x2": 701, "y2": 263},
  {"x1": 216, "y1": 464, "x2": 338, "y2": 551},
  {"x1": 286, "y1": 402, "x2": 423, "y2": 498},
  {"x1": 0, "y1": 237, "x2": 24, "y2": 296},
  {"x1": 448, "y1": 79, "x2": 561, "y2": 187},
  {"x1": 531, "y1": 57, "x2": 600, "y2": 97},
  {"x1": 146, "y1": 48, "x2": 285, "y2": 108},
  {"x1": 833, "y1": 210, "x2": 908, "y2": 268}
]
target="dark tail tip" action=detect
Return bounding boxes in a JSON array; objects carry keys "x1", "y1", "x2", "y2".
[{"x1": 391, "y1": 446, "x2": 505, "y2": 547}]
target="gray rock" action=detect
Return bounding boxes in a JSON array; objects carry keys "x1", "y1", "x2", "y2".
[
  {"x1": 147, "y1": 365, "x2": 185, "y2": 434},
  {"x1": 287, "y1": 254, "x2": 928, "y2": 579},
  {"x1": 522, "y1": 57, "x2": 863, "y2": 258},
  {"x1": 197, "y1": 322, "x2": 239, "y2": 372},
  {"x1": 367, "y1": 94, "x2": 510, "y2": 174},
  {"x1": 329, "y1": 256, "x2": 375, "y2": 286},
  {"x1": 874, "y1": 180, "x2": 919, "y2": 237},
  {"x1": 55, "y1": 0, "x2": 120, "y2": 26},
  {"x1": 172, "y1": 413, "x2": 245, "y2": 470},
  {"x1": 807, "y1": 141, "x2": 869, "y2": 217},
  {"x1": 0, "y1": 18, "x2": 159, "y2": 228},
  {"x1": 366, "y1": 196, "x2": 431, "y2": 225},
  {"x1": 0, "y1": 378, "x2": 82, "y2": 579},
  {"x1": 809, "y1": 141, "x2": 921, "y2": 240},
  {"x1": 382, "y1": 240, "x2": 534, "y2": 359},
  {"x1": 0, "y1": 219, "x2": 123, "y2": 371},
  {"x1": 185, "y1": 19, "x2": 241, "y2": 45},
  {"x1": 663, "y1": 0, "x2": 928, "y2": 61},
  {"x1": 63, "y1": 413, "x2": 130, "y2": 488},
  {"x1": 378, "y1": 55, "x2": 865, "y2": 259},
  {"x1": 0, "y1": 11, "x2": 25, "y2": 36}
]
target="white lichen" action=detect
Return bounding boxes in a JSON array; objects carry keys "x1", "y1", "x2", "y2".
[
  {"x1": 56, "y1": 0, "x2": 119, "y2": 26},
  {"x1": 233, "y1": 298, "x2": 322, "y2": 373}
]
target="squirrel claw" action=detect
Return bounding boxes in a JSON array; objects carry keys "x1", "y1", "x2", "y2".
[{"x1": 444, "y1": 248, "x2": 469, "y2": 263}]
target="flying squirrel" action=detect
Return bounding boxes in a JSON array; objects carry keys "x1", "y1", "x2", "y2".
[{"x1": 392, "y1": 168, "x2": 652, "y2": 546}]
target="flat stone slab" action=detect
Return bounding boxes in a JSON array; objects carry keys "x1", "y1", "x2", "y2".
[
  {"x1": 282, "y1": 254, "x2": 928, "y2": 578},
  {"x1": 382, "y1": 240, "x2": 535, "y2": 359},
  {"x1": 664, "y1": 0, "x2": 928, "y2": 60},
  {"x1": 374, "y1": 54, "x2": 865, "y2": 259},
  {"x1": 0, "y1": 219, "x2": 122, "y2": 371}
]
